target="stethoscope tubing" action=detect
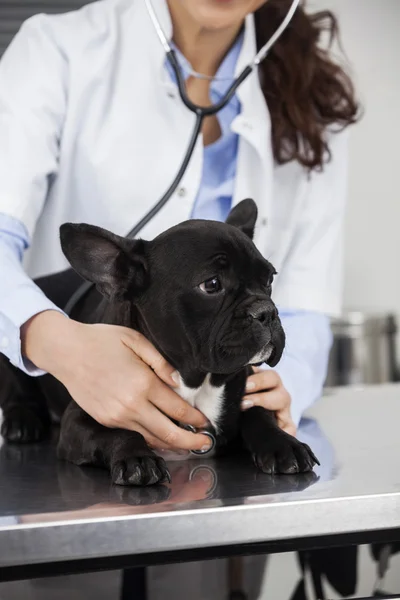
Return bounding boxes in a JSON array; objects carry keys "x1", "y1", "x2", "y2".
[
  {"x1": 63, "y1": 59, "x2": 251, "y2": 314},
  {"x1": 64, "y1": 110, "x2": 204, "y2": 314}
]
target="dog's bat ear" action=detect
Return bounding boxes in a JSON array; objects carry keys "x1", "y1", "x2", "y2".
[
  {"x1": 59, "y1": 223, "x2": 148, "y2": 300},
  {"x1": 225, "y1": 198, "x2": 258, "y2": 240}
]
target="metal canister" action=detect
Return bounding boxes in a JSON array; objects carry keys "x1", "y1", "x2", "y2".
[{"x1": 326, "y1": 312, "x2": 398, "y2": 387}]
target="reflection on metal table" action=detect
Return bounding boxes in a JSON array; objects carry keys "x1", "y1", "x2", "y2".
[{"x1": 0, "y1": 384, "x2": 399, "y2": 579}]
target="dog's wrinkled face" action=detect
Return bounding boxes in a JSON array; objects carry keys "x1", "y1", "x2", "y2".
[{"x1": 60, "y1": 199, "x2": 285, "y2": 376}]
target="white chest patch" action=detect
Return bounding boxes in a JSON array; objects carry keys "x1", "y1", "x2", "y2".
[{"x1": 176, "y1": 374, "x2": 225, "y2": 432}]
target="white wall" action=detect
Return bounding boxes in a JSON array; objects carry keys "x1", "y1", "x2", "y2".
[
  {"x1": 318, "y1": 0, "x2": 400, "y2": 315},
  {"x1": 260, "y1": 5, "x2": 400, "y2": 597}
]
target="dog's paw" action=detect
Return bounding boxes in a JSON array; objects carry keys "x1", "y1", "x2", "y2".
[
  {"x1": 111, "y1": 455, "x2": 171, "y2": 486},
  {"x1": 114, "y1": 484, "x2": 171, "y2": 505},
  {"x1": 251, "y1": 430, "x2": 319, "y2": 475},
  {"x1": 1, "y1": 407, "x2": 50, "y2": 444},
  {"x1": 254, "y1": 470, "x2": 319, "y2": 494}
]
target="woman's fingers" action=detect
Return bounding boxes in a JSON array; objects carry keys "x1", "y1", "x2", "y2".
[
  {"x1": 122, "y1": 329, "x2": 208, "y2": 429},
  {"x1": 133, "y1": 396, "x2": 212, "y2": 452},
  {"x1": 126, "y1": 423, "x2": 175, "y2": 451},
  {"x1": 242, "y1": 389, "x2": 288, "y2": 411},
  {"x1": 242, "y1": 370, "x2": 296, "y2": 436},
  {"x1": 245, "y1": 369, "x2": 280, "y2": 393},
  {"x1": 121, "y1": 328, "x2": 179, "y2": 388},
  {"x1": 149, "y1": 378, "x2": 208, "y2": 429}
]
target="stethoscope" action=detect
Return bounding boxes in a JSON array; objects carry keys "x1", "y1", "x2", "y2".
[
  {"x1": 63, "y1": 0, "x2": 300, "y2": 454},
  {"x1": 64, "y1": 0, "x2": 299, "y2": 316}
]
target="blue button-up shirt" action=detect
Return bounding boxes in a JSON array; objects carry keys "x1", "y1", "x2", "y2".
[
  {"x1": 0, "y1": 34, "x2": 332, "y2": 426},
  {"x1": 165, "y1": 37, "x2": 243, "y2": 224}
]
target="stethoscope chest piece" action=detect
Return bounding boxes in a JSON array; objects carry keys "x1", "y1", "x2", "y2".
[{"x1": 183, "y1": 424, "x2": 217, "y2": 456}]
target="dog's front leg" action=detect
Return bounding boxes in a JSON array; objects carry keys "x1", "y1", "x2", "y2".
[
  {"x1": 240, "y1": 406, "x2": 319, "y2": 474},
  {"x1": 58, "y1": 402, "x2": 171, "y2": 486}
]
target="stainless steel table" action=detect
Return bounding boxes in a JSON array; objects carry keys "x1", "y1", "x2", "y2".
[{"x1": 0, "y1": 384, "x2": 399, "y2": 580}]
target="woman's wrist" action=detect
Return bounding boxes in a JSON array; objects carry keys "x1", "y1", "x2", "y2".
[{"x1": 21, "y1": 310, "x2": 81, "y2": 374}]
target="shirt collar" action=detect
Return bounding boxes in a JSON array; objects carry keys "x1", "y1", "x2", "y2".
[
  {"x1": 145, "y1": 2, "x2": 268, "y2": 144},
  {"x1": 165, "y1": 32, "x2": 244, "y2": 102}
]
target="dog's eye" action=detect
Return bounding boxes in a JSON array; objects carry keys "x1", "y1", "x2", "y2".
[{"x1": 199, "y1": 277, "x2": 223, "y2": 295}]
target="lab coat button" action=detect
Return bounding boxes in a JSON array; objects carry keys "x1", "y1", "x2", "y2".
[
  {"x1": 261, "y1": 218, "x2": 268, "y2": 227},
  {"x1": 177, "y1": 187, "x2": 187, "y2": 197},
  {"x1": 167, "y1": 90, "x2": 176, "y2": 99},
  {"x1": 1, "y1": 336, "x2": 9, "y2": 349}
]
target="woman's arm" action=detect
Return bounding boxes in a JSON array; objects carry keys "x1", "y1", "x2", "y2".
[
  {"x1": 0, "y1": 16, "x2": 69, "y2": 238},
  {"x1": 0, "y1": 19, "x2": 210, "y2": 451},
  {"x1": 0, "y1": 214, "x2": 63, "y2": 375},
  {"x1": 243, "y1": 309, "x2": 332, "y2": 435},
  {"x1": 273, "y1": 309, "x2": 332, "y2": 427},
  {"x1": 242, "y1": 309, "x2": 332, "y2": 431},
  {"x1": 243, "y1": 130, "x2": 348, "y2": 428},
  {"x1": 0, "y1": 215, "x2": 210, "y2": 450}
]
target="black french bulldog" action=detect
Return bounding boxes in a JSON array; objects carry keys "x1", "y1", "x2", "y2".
[{"x1": 0, "y1": 199, "x2": 318, "y2": 485}]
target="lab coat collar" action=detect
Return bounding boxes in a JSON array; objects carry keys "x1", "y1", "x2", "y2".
[
  {"x1": 235, "y1": 12, "x2": 256, "y2": 78},
  {"x1": 152, "y1": 0, "x2": 174, "y2": 42},
  {"x1": 232, "y1": 12, "x2": 272, "y2": 151},
  {"x1": 136, "y1": 0, "x2": 172, "y2": 82}
]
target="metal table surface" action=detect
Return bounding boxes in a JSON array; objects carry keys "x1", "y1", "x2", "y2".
[{"x1": 0, "y1": 384, "x2": 399, "y2": 577}]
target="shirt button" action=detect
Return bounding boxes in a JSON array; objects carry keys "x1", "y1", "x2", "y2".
[
  {"x1": 167, "y1": 90, "x2": 176, "y2": 99},
  {"x1": 261, "y1": 218, "x2": 268, "y2": 227},
  {"x1": 177, "y1": 187, "x2": 187, "y2": 197},
  {"x1": 1, "y1": 336, "x2": 9, "y2": 349}
]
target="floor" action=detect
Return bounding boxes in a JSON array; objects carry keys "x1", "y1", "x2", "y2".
[
  {"x1": 0, "y1": 571, "x2": 122, "y2": 600},
  {"x1": 1, "y1": 549, "x2": 400, "y2": 599}
]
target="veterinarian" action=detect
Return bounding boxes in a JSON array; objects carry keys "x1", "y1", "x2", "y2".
[
  {"x1": 0, "y1": 0, "x2": 358, "y2": 594},
  {"x1": 0, "y1": 0, "x2": 358, "y2": 450}
]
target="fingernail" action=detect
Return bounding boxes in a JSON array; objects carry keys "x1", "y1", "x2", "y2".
[
  {"x1": 193, "y1": 471, "x2": 212, "y2": 484},
  {"x1": 200, "y1": 443, "x2": 212, "y2": 452},
  {"x1": 245, "y1": 381, "x2": 256, "y2": 391},
  {"x1": 171, "y1": 371, "x2": 180, "y2": 387},
  {"x1": 241, "y1": 399, "x2": 254, "y2": 410}
]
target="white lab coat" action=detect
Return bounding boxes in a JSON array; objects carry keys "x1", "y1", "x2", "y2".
[
  {"x1": 0, "y1": 0, "x2": 348, "y2": 317},
  {"x1": 0, "y1": 2, "x2": 348, "y2": 597}
]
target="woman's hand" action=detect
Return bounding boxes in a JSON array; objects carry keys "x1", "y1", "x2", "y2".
[
  {"x1": 242, "y1": 368, "x2": 296, "y2": 436},
  {"x1": 21, "y1": 311, "x2": 211, "y2": 453}
]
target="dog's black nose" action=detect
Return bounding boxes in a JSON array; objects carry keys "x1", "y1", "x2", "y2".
[{"x1": 249, "y1": 303, "x2": 277, "y2": 324}]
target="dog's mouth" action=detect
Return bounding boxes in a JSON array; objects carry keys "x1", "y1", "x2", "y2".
[
  {"x1": 208, "y1": 328, "x2": 284, "y2": 374},
  {"x1": 248, "y1": 342, "x2": 274, "y2": 366}
]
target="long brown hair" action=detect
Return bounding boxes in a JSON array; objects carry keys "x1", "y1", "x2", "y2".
[{"x1": 254, "y1": 0, "x2": 360, "y2": 171}]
